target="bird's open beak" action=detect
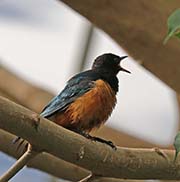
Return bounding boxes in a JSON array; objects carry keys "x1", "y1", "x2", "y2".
[
  {"x1": 119, "y1": 56, "x2": 131, "y2": 74},
  {"x1": 120, "y1": 56, "x2": 128, "y2": 60},
  {"x1": 120, "y1": 67, "x2": 131, "y2": 74}
]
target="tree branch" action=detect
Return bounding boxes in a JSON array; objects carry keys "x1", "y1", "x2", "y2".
[
  {"x1": 0, "y1": 129, "x2": 91, "y2": 181},
  {"x1": 0, "y1": 65, "x2": 53, "y2": 111},
  {"x1": 0, "y1": 64, "x2": 164, "y2": 149},
  {"x1": 0, "y1": 65, "x2": 160, "y2": 181},
  {"x1": 0, "y1": 96, "x2": 179, "y2": 180},
  {"x1": 0, "y1": 144, "x2": 38, "y2": 182}
]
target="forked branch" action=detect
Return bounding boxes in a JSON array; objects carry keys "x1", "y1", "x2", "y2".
[
  {"x1": 0, "y1": 96, "x2": 179, "y2": 180},
  {"x1": 0, "y1": 144, "x2": 38, "y2": 182}
]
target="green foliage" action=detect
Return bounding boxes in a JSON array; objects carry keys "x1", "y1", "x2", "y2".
[
  {"x1": 164, "y1": 8, "x2": 180, "y2": 44},
  {"x1": 173, "y1": 132, "x2": 180, "y2": 162}
]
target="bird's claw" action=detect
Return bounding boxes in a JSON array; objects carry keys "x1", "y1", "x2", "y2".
[
  {"x1": 92, "y1": 137, "x2": 117, "y2": 150},
  {"x1": 105, "y1": 140, "x2": 117, "y2": 150},
  {"x1": 12, "y1": 136, "x2": 28, "y2": 153},
  {"x1": 78, "y1": 131, "x2": 117, "y2": 150},
  {"x1": 12, "y1": 136, "x2": 21, "y2": 144}
]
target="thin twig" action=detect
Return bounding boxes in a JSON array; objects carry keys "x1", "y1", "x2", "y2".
[
  {"x1": 0, "y1": 144, "x2": 39, "y2": 182},
  {"x1": 78, "y1": 173, "x2": 92, "y2": 182},
  {"x1": 78, "y1": 173, "x2": 100, "y2": 182}
]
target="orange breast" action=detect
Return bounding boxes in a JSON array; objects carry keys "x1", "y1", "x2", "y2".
[{"x1": 53, "y1": 79, "x2": 117, "y2": 132}]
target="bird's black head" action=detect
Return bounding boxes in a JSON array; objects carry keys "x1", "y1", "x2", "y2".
[{"x1": 92, "y1": 53, "x2": 130, "y2": 76}]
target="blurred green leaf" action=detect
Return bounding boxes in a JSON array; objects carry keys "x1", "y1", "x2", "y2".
[
  {"x1": 164, "y1": 8, "x2": 180, "y2": 44},
  {"x1": 175, "y1": 31, "x2": 180, "y2": 38},
  {"x1": 173, "y1": 132, "x2": 180, "y2": 162}
]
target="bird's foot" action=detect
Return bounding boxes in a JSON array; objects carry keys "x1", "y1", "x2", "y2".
[
  {"x1": 12, "y1": 136, "x2": 28, "y2": 153},
  {"x1": 12, "y1": 136, "x2": 21, "y2": 144},
  {"x1": 79, "y1": 131, "x2": 117, "y2": 150},
  {"x1": 90, "y1": 136, "x2": 117, "y2": 150}
]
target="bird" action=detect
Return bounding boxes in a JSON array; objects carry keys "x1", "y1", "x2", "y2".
[
  {"x1": 14, "y1": 53, "x2": 130, "y2": 150},
  {"x1": 41, "y1": 53, "x2": 130, "y2": 148}
]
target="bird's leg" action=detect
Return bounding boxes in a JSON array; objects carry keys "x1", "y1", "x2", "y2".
[{"x1": 77, "y1": 130, "x2": 117, "y2": 150}]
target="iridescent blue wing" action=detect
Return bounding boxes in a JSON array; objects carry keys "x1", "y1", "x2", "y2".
[{"x1": 40, "y1": 71, "x2": 98, "y2": 118}]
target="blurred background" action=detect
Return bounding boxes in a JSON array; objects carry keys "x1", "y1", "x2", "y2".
[{"x1": 0, "y1": 0, "x2": 179, "y2": 181}]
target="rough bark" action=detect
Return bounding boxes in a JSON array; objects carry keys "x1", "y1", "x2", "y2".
[{"x1": 0, "y1": 96, "x2": 179, "y2": 180}]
